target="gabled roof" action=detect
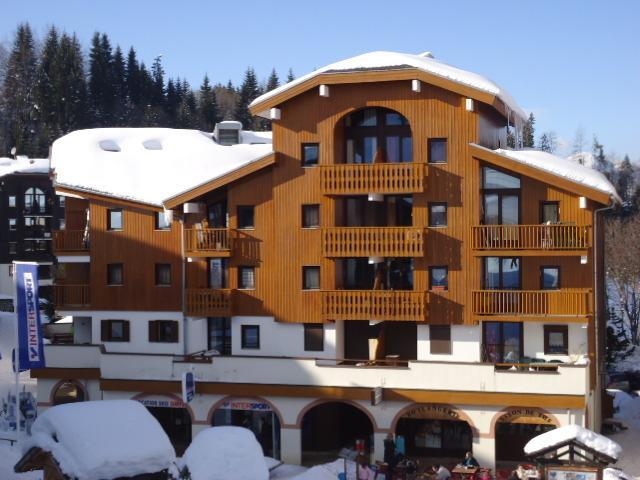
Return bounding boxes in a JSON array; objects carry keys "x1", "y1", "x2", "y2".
[
  {"x1": 470, "y1": 144, "x2": 620, "y2": 205},
  {"x1": 250, "y1": 51, "x2": 526, "y2": 121}
]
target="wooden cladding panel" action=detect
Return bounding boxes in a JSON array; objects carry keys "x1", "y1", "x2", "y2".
[{"x1": 88, "y1": 202, "x2": 182, "y2": 311}]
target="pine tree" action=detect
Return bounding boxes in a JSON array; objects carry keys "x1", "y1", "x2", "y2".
[
  {"x1": 266, "y1": 69, "x2": 279, "y2": 92},
  {"x1": 522, "y1": 113, "x2": 535, "y2": 148},
  {"x1": 1, "y1": 23, "x2": 39, "y2": 156},
  {"x1": 616, "y1": 155, "x2": 635, "y2": 204},
  {"x1": 111, "y1": 46, "x2": 127, "y2": 124},
  {"x1": 165, "y1": 78, "x2": 179, "y2": 126},
  {"x1": 177, "y1": 79, "x2": 197, "y2": 128},
  {"x1": 286, "y1": 68, "x2": 295, "y2": 83},
  {"x1": 36, "y1": 26, "x2": 60, "y2": 152},
  {"x1": 88, "y1": 32, "x2": 115, "y2": 125},
  {"x1": 150, "y1": 55, "x2": 165, "y2": 107},
  {"x1": 538, "y1": 131, "x2": 557, "y2": 153},
  {"x1": 198, "y1": 74, "x2": 220, "y2": 131},
  {"x1": 234, "y1": 67, "x2": 260, "y2": 129},
  {"x1": 592, "y1": 136, "x2": 612, "y2": 179},
  {"x1": 125, "y1": 47, "x2": 141, "y2": 106},
  {"x1": 54, "y1": 33, "x2": 87, "y2": 134}
]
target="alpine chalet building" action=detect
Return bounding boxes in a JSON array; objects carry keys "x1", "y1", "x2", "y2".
[{"x1": 34, "y1": 51, "x2": 618, "y2": 469}]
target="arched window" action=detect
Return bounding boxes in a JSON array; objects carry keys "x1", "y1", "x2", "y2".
[
  {"x1": 25, "y1": 187, "x2": 46, "y2": 214},
  {"x1": 344, "y1": 108, "x2": 412, "y2": 164},
  {"x1": 52, "y1": 380, "x2": 86, "y2": 405}
]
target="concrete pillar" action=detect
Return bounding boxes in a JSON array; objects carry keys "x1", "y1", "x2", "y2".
[
  {"x1": 373, "y1": 432, "x2": 387, "y2": 463},
  {"x1": 191, "y1": 423, "x2": 208, "y2": 440},
  {"x1": 473, "y1": 436, "x2": 496, "y2": 472},
  {"x1": 281, "y1": 427, "x2": 302, "y2": 465}
]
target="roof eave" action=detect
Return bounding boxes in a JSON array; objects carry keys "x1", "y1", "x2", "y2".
[{"x1": 55, "y1": 184, "x2": 164, "y2": 211}]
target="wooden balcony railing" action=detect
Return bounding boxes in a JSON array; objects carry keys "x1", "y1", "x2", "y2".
[
  {"x1": 472, "y1": 289, "x2": 592, "y2": 317},
  {"x1": 321, "y1": 163, "x2": 425, "y2": 195},
  {"x1": 55, "y1": 284, "x2": 90, "y2": 309},
  {"x1": 321, "y1": 290, "x2": 428, "y2": 321},
  {"x1": 185, "y1": 288, "x2": 233, "y2": 317},
  {"x1": 471, "y1": 224, "x2": 592, "y2": 251},
  {"x1": 322, "y1": 227, "x2": 424, "y2": 257},
  {"x1": 53, "y1": 230, "x2": 89, "y2": 253},
  {"x1": 184, "y1": 228, "x2": 234, "y2": 257}
]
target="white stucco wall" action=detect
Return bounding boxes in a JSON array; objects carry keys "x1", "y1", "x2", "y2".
[
  {"x1": 523, "y1": 322, "x2": 588, "y2": 361},
  {"x1": 417, "y1": 325, "x2": 481, "y2": 362},
  {"x1": 0, "y1": 264, "x2": 13, "y2": 297},
  {"x1": 231, "y1": 316, "x2": 337, "y2": 358},
  {"x1": 185, "y1": 316, "x2": 208, "y2": 353}
]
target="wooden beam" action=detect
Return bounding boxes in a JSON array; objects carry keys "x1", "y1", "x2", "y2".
[{"x1": 31, "y1": 368, "x2": 101, "y2": 379}]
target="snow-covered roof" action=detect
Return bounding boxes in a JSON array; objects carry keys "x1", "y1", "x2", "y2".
[
  {"x1": 51, "y1": 128, "x2": 273, "y2": 206},
  {"x1": 23, "y1": 400, "x2": 175, "y2": 479},
  {"x1": 250, "y1": 51, "x2": 526, "y2": 120},
  {"x1": 0, "y1": 156, "x2": 49, "y2": 177},
  {"x1": 482, "y1": 146, "x2": 620, "y2": 202},
  {"x1": 524, "y1": 424, "x2": 621, "y2": 460},
  {"x1": 180, "y1": 426, "x2": 268, "y2": 480}
]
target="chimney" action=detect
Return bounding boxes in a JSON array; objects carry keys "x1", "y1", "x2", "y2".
[{"x1": 214, "y1": 121, "x2": 243, "y2": 146}]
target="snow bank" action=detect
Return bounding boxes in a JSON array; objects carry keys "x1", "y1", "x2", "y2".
[
  {"x1": 0, "y1": 157, "x2": 49, "y2": 177},
  {"x1": 250, "y1": 50, "x2": 526, "y2": 120},
  {"x1": 0, "y1": 443, "x2": 42, "y2": 480},
  {"x1": 51, "y1": 128, "x2": 273, "y2": 206},
  {"x1": 603, "y1": 468, "x2": 632, "y2": 480},
  {"x1": 524, "y1": 424, "x2": 621, "y2": 460},
  {"x1": 491, "y1": 147, "x2": 619, "y2": 201},
  {"x1": 180, "y1": 426, "x2": 268, "y2": 480},
  {"x1": 23, "y1": 400, "x2": 175, "y2": 479}
]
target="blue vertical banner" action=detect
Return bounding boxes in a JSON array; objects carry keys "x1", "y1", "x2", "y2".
[{"x1": 15, "y1": 262, "x2": 46, "y2": 369}]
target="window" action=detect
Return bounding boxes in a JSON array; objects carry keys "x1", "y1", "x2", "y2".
[
  {"x1": 148, "y1": 320, "x2": 179, "y2": 343},
  {"x1": 52, "y1": 380, "x2": 86, "y2": 405},
  {"x1": 302, "y1": 204, "x2": 320, "y2": 228},
  {"x1": 101, "y1": 320, "x2": 130, "y2": 342},
  {"x1": 345, "y1": 108, "x2": 411, "y2": 164},
  {"x1": 304, "y1": 324, "x2": 324, "y2": 351},
  {"x1": 483, "y1": 321, "x2": 523, "y2": 363},
  {"x1": 544, "y1": 325, "x2": 569, "y2": 355},
  {"x1": 430, "y1": 266, "x2": 448, "y2": 290},
  {"x1": 241, "y1": 325, "x2": 260, "y2": 349},
  {"x1": 483, "y1": 167, "x2": 521, "y2": 189},
  {"x1": 238, "y1": 266, "x2": 255, "y2": 290},
  {"x1": 484, "y1": 257, "x2": 521, "y2": 289},
  {"x1": 8, "y1": 242, "x2": 17, "y2": 255},
  {"x1": 303, "y1": 266, "x2": 320, "y2": 290},
  {"x1": 108, "y1": 209, "x2": 123, "y2": 230},
  {"x1": 541, "y1": 201, "x2": 560, "y2": 224},
  {"x1": 107, "y1": 263, "x2": 124, "y2": 285},
  {"x1": 430, "y1": 325, "x2": 451, "y2": 354},
  {"x1": 8, "y1": 219, "x2": 16, "y2": 231},
  {"x1": 209, "y1": 259, "x2": 229, "y2": 289},
  {"x1": 24, "y1": 187, "x2": 46, "y2": 213},
  {"x1": 155, "y1": 263, "x2": 171, "y2": 286},
  {"x1": 302, "y1": 143, "x2": 319, "y2": 167},
  {"x1": 208, "y1": 317, "x2": 231, "y2": 354},
  {"x1": 237, "y1": 206, "x2": 255, "y2": 229},
  {"x1": 155, "y1": 211, "x2": 172, "y2": 230},
  {"x1": 428, "y1": 138, "x2": 448, "y2": 164},
  {"x1": 58, "y1": 195, "x2": 66, "y2": 208},
  {"x1": 541, "y1": 266, "x2": 560, "y2": 290},
  {"x1": 25, "y1": 216, "x2": 47, "y2": 237},
  {"x1": 24, "y1": 240, "x2": 49, "y2": 252},
  {"x1": 428, "y1": 203, "x2": 447, "y2": 227},
  {"x1": 8, "y1": 195, "x2": 16, "y2": 208}
]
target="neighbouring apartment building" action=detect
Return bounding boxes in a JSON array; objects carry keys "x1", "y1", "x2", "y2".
[{"x1": 33, "y1": 51, "x2": 619, "y2": 470}]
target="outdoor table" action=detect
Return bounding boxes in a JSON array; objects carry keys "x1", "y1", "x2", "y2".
[{"x1": 452, "y1": 466, "x2": 479, "y2": 480}]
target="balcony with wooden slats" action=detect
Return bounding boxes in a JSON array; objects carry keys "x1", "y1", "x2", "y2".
[
  {"x1": 185, "y1": 288, "x2": 234, "y2": 317},
  {"x1": 184, "y1": 228, "x2": 235, "y2": 257},
  {"x1": 472, "y1": 289, "x2": 592, "y2": 320},
  {"x1": 55, "y1": 284, "x2": 91, "y2": 309},
  {"x1": 322, "y1": 227, "x2": 424, "y2": 257},
  {"x1": 320, "y1": 162, "x2": 425, "y2": 195},
  {"x1": 53, "y1": 230, "x2": 89, "y2": 254},
  {"x1": 471, "y1": 224, "x2": 592, "y2": 256},
  {"x1": 321, "y1": 290, "x2": 428, "y2": 321}
]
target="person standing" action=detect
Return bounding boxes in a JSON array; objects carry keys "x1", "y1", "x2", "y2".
[{"x1": 383, "y1": 433, "x2": 397, "y2": 474}]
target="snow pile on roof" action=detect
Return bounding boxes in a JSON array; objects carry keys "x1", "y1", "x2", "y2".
[
  {"x1": 603, "y1": 468, "x2": 632, "y2": 480},
  {"x1": 493, "y1": 148, "x2": 620, "y2": 201},
  {"x1": 180, "y1": 426, "x2": 268, "y2": 480},
  {"x1": 51, "y1": 128, "x2": 273, "y2": 206},
  {"x1": 23, "y1": 400, "x2": 175, "y2": 479},
  {"x1": 250, "y1": 51, "x2": 525, "y2": 120},
  {"x1": 567, "y1": 151, "x2": 596, "y2": 169},
  {"x1": 524, "y1": 424, "x2": 621, "y2": 460},
  {"x1": 0, "y1": 156, "x2": 49, "y2": 177}
]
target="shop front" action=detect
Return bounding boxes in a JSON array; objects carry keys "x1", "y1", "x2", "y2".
[
  {"x1": 495, "y1": 408, "x2": 558, "y2": 464},
  {"x1": 138, "y1": 398, "x2": 192, "y2": 456},
  {"x1": 211, "y1": 398, "x2": 281, "y2": 459}
]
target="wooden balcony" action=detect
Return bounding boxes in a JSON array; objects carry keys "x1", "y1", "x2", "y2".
[
  {"x1": 322, "y1": 227, "x2": 424, "y2": 257},
  {"x1": 185, "y1": 288, "x2": 233, "y2": 317},
  {"x1": 320, "y1": 162, "x2": 425, "y2": 195},
  {"x1": 472, "y1": 289, "x2": 592, "y2": 319},
  {"x1": 53, "y1": 230, "x2": 89, "y2": 253},
  {"x1": 184, "y1": 228, "x2": 234, "y2": 257},
  {"x1": 55, "y1": 284, "x2": 90, "y2": 309},
  {"x1": 321, "y1": 290, "x2": 428, "y2": 321},
  {"x1": 471, "y1": 224, "x2": 592, "y2": 255}
]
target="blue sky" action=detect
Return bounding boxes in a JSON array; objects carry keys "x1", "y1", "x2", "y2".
[{"x1": 2, "y1": 0, "x2": 639, "y2": 159}]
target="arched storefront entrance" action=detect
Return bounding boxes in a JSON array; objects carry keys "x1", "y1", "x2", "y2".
[
  {"x1": 136, "y1": 396, "x2": 193, "y2": 456},
  {"x1": 494, "y1": 407, "x2": 558, "y2": 466},
  {"x1": 301, "y1": 401, "x2": 374, "y2": 466},
  {"x1": 210, "y1": 398, "x2": 281, "y2": 459},
  {"x1": 394, "y1": 404, "x2": 474, "y2": 462}
]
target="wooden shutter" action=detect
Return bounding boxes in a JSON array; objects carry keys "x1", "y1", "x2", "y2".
[
  {"x1": 148, "y1": 321, "x2": 157, "y2": 342},
  {"x1": 123, "y1": 321, "x2": 130, "y2": 342},
  {"x1": 101, "y1": 320, "x2": 109, "y2": 342}
]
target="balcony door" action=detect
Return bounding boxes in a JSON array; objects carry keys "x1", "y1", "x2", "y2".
[
  {"x1": 482, "y1": 321, "x2": 523, "y2": 364},
  {"x1": 208, "y1": 199, "x2": 228, "y2": 228},
  {"x1": 209, "y1": 259, "x2": 229, "y2": 289},
  {"x1": 484, "y1": 257, "x2": 521, "y2": 290}
]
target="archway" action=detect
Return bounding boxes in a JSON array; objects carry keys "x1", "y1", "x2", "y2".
[
  {"x1": 210, "y1": 397, "x2": 282, "y2": 459},
  {"x1": 393, "y1": 404, "x2": 474, "y2": 463},
  {"x1": 493, "y1": 407, "x2": 558, "y2": 467},
  {"x1": 51, "y1": 380, "x2": 87, "y2": 405},
  {"x1": 300, "y1": 400, "x2": 374, "y2": 466}
]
